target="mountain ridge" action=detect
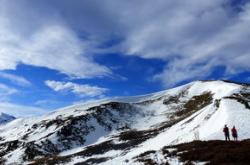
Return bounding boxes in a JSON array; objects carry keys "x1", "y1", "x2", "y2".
[
  {"x1": 0, "y1": 113, "x2": 16, "y2": 125},
  {"x1": 0, "y1": 80, "x2": 249, "y2": 164}
]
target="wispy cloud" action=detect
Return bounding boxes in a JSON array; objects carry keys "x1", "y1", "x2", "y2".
[
  {"x1": 36, "y1": 0, "x2": 250, "y2": 87},
  {"x1": 45, "y1": 80, "x2": 108, "y2": 97},
  {"x1": 0, "y1": 83, "x2": 18, "y2": 99},
  {"x1": 112, "y1": 0, "x2": 250, "y2": 87},
  {"x1": 0, "y1": 1, "x2": 111, "y2": 79},
  {"x1": 0, "y1": 102, "x2": 47, "y2": 117},
  {"x1": 1, "y1": 0, "x2": 250, "y2": 88},
  {"x1": 0, "y1": 72, "x2": 31, "y2": 87},
  {"x1": 0, "y1": 83, "x2": 42, "y2": 117}
]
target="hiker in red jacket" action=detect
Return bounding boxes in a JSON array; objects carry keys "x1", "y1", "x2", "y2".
[
  {"x1": 231, "y1": 126, "x2": 238, "y2": 141},
  {"x1": 223, "y1": 125, "x2": 230, "y2": 141}
]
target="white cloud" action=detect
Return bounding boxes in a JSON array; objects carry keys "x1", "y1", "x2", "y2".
[
  {"x1": 0, "y1": 72, "x2": 31, "y2": 87},
  {"x1": 0, "y1": 102, "x2": 47, "y2": 117},
  {"x1": 1, "y1": 0, "x2": 250, "y2": 87},
  {"x1": 0, "y1": 83, "x2": 18, "y2": 99},
  {"x1": 0, "y1": 0, "x2": 111, "y2": 79},
  {"x1": 45, "y1": 80, "x2": 108, "y2": 97},
  {"x1": 35, "y1": 99, "x2": 57, "y2": 107},
  {"x1": 39, "y1": 0, "x2": 250, "y2": 86},
  {"x1": 0, "y1": 83, "x2": 42, "y2": 118},
  {"x1": 52, "y1": 0, "x2": 250, "y2": 86},
  {"x1": 110, "y1": 0, "x2": 250, "y2": 86}
]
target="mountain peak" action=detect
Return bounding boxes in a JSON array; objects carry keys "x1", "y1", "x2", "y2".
[
  {"x1": 0, "y1": 112, "x2": 16, "y2": 125},
  {"x1": 198, "y1": 80, "x2": 250, "y2": 86}
]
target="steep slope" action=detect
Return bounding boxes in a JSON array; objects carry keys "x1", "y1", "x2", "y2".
[
  {"x1": 0, "y1": 80, "x2": 249, "y2": 165},
  {"x1": 134, "y1": 140, "x2": 250, "y2": 165},
  {"x1": 0, "y1": 113, "x2": 16, "y2": 125}
]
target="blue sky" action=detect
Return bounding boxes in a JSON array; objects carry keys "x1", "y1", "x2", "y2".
[{"x1": 0, "y1": 0, "x2": 249, "y2": 117}]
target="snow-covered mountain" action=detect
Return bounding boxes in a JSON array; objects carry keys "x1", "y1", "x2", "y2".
[
  {"x1": 0, "y1": 80, "x2": 249, "y2": 164},
  {"x1": 0, "y1": 113, "x2": 15, "y2": 125}
]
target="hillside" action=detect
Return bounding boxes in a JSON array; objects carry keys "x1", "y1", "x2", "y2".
[
  {"x1": 135, "y1": 140, "x2": 250, "y2": 165},
  {"x1": 0, "y1": 80, "x2": 249, "y2": 164}
]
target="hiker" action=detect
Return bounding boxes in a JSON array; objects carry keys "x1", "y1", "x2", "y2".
[
  {"x1": 231, "y1": 126, "x2": 238, "y2": 141},
  {"x1": 223, "y1": 125, "x2": 230, "y2": 141}
]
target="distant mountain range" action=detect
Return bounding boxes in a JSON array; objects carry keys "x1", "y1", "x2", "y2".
[
  {"x1": 0, "y1": 113, "x2": 15, "y2": 125},
  {"x1": 0, "y1": 80, "x2": 249, "y2": 164}
]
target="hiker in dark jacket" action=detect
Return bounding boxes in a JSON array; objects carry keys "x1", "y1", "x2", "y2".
[
  {"x1": 231, "y1": 126, "x2": 238, "y2": 141},
  {"x1": 223, "y1": 125, "x2": 230, "y2": 141}
]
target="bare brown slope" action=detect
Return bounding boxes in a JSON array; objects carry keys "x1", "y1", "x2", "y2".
[{"x1": 135, "y1": 139, "x2": 250, "y2": 165}]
